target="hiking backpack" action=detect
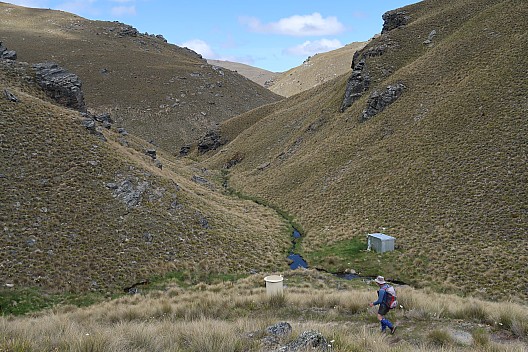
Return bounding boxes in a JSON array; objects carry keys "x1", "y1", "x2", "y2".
[{"x1": 385, "y1": 285, "x2": 398, "y2": 309}]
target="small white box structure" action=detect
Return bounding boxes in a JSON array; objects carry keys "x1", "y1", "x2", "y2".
[
  {"x1": 264, "y1": 275, "x2": 284, "y2": 296},
  {"x1": 367, "y1": 233, "x2": 395, "y2": 253}
]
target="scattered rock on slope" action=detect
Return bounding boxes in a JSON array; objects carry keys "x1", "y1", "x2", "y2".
[{"x1": 0, "y1": 41, "x2": 17, "y2": 60}]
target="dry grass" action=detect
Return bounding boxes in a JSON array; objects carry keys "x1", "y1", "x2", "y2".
[
  {"x1": 0, "y1": 60, "x2": 291, "y2": 298},
  {"x1": 0, "y1": 270, "x2": 526, "y2": 351},
  {"x1": 0, "y1": 2, "x2": 282, "y2": 155},
  {"x1": 201, "y1": 0, "x2": 528, "y2": 300},
  {"x1": 268, "y1": 41, "x2": 368, "y2": 97}
]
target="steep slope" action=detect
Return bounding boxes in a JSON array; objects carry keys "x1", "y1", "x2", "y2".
[
  {"x1": 268, "y1": 41, "x2": 368, "y2": 97},
  {"x1": 203, "y1": 0, "x2": 528, "y2": 300},
  {"x1": 207, "y1": 59, "x2": 279, "y2": 87},
  {"x1": 0, "y1": 59, "x2": 291, "y2": 293},
  {"x1": 0, "y1": 2, "x2": 282, "y2": 155}
]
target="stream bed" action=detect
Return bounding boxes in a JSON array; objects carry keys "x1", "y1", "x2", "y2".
[
  {"x1": 288, "y1": 229, "x2": 361, "y2": 280},
  {"x1": 287, "y1": 229, "x2": 308, "y2": 269}
]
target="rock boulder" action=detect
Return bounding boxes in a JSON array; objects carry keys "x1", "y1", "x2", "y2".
[
  {"x1": 359, "y1": 82, "x2": 405, "y2": 122},
  {"x1": 0, "y1": 42, "x2": 17, "y2": 60},
  {"x1": 340, "y1": 57, "x2": 371, "y2": 112},
  {"x1": 32, "y1": 62, "x2": 86, "y2": 112},
  {"x1": 382, "y1": 10, "x2": 410, "y2": 33}
]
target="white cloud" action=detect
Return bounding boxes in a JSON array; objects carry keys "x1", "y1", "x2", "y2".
[
  {"x1": 284, "y1": 38, "x2": 343, "y2": 56},
  {"x1": 111, "y1": 5, "x2": 136, "y2": 16},
  {"x1": 240, "y1": 12, "x2": 345, "y2": 36},
  {"x1": 180, "y1": 39, "x2": 216, "y2": 59}
]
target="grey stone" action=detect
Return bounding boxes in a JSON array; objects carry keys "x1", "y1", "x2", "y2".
[
  {"x1": 191, "y1": 175, "x2": 209, "y2": 185},
  {"x1": 112, "y1": 179, "x2": 149, "y2": 208},
  {"x1": 423, "y1": 29, "x2": 437, "y2": 45},
  {"x1": 4, "y1": 88, "x2": 18, "y2": 102},
  {"x1": 0, "y1": 41, "x2": 17, "y2": 60},
  {"x1": 257, "y1": 162, "x2": 271, "y2": 171},
  {"x1": 145, "y1": 149, "x2": 157, "y2": 159},
  {"x1": 118, "y1": 24, "x2": 139, "y2": 37},
  {"x1": 360, "y1": 82, "x2": 405, "y2": 122},
  {"x1": 32, "y1": 62, "x2": 86, "y2": 112},
  {"x1": 179, "y1": 145, "x2": 191, "y2": 156},
  {"x1": 81, "y1": 118, "x2": 96, "y2": 131},
  {"x1": 94, "y1": 112, "x2": 113, "y2": 124},
  {"x1": 197, "y1": 213, "x2": 209, "y2": 229},
  {"x1": 340, "y1": 58, "x2": 370, "y2": 112},
  {"x1": 143, "y1": 233, "x2": 153, "y2": 243},
  {"x1": 198, "y1": 130, "x2": 224, "y2": 153},
  {"x1": 382, "y1": 10, "x2": 410, "y2": 33},
  {"x1": 276, "y1": 330, "x2": 331, "y2": 352},
  {"x1": 266, "y1": 322, "x2": 292, "y2": 337},
  {"x1": 3, "y1": 51, "x2": 17, "y2": 60}
]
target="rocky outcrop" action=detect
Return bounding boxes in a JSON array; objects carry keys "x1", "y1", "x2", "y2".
[
  {"x1": 248, "y1": 322, "x2": 331, "y2": 351},
  {"x1": 266, "y1": 322, "x2": 292, "y2": 337},
  {"x1": 382, "y1": 10, "x2": 410, "y2": 33},
  {"x1": 0, "y1": 42, "x2": 17, "y2": 60},
  {"x1": 340, "y1": 57, "x2": 370, "y2": 112},
  {"x1": 179, "y1": 145, "x2": 191, "y2": 156},
  {"x1": 107, "y1": 178, "x2": 150, "y2": 208},
  {"x1": 359, "y1": 82, "x2": 405, "y2": 122},
  {"x1": 197, "y1": 130, "x2": 224, "y2": 154},
  {"x1": 118, "y1": 24, "x2": 139, "y2": 37},
  {"x1": 276, "y1": 330, "x2": 331, "y2": 352},
  {"x1": 32, "y1": 62, "x2": 86, "y2": 112}
]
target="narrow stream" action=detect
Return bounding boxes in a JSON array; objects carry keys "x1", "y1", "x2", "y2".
[
  {"x1": 288, "y1": 229, "x2": 360, "y2": 281},
  {"x1": 287, "y1": 229, "x2": 308, "y2": 269},
  {"x1": 287, "y1": 229, "x2": 407, "y2": 285}
]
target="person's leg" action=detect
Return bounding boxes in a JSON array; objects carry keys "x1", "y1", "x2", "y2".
[
  {"x1": 378, "y1": 304, "x2": 391, "y2": 332},
  {"x1": 381, "y1": 316, "x2": 393, "y2": 330},
  {"x1": 377, "y1": 313, "x2": 386, "y2": 331}
]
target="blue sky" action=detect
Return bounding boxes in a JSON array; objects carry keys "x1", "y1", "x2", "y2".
[{"x1": 5, "y1": 0, "x2": 420, "y2": 72}]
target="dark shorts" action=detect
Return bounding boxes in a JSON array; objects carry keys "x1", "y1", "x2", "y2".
[{"x1": 378, "y1": 303, "x2": 390, "y2": 316}]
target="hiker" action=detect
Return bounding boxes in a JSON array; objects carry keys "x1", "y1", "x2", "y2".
[{"x1": 369, "y1": 275, "x2": 397, "y2": 334}]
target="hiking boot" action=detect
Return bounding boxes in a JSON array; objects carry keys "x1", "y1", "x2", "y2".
[{"x1": 390, "y1": 326, "x2": 397, "y2": 335}]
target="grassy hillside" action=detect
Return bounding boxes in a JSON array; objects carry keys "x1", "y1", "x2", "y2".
[
  {"x1": 1, "y1": 270, "x2": 527, "y2": 351},
  {"x1": 202, "y1": 0, "x2": 528, "y2": 301},
  {"x1": 268, "y1": 41, "x2": 368, "y2": 97},
  {"x1": 207, "y1": 59, "x2": 279, "y2": 87},
  {"x1": 0, "y1": 59, "x2": 292, "y2": 300},
  {"x1": 0, "y1": 2, "x2": 282, "y2": 154}
]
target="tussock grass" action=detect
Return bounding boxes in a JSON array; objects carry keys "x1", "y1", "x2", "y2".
[
  {"x1": 0, "y1": 271, "x2": 526, "y2": 351},
  {"x1": 0, "y1": 2, "x2": 282, "y2": 155},
  {"x1": 0, "y1": 61, "x2": 291, "y2": 301},
  {"x1": 202, "y1": 0, "x2": 528, "y2": 301}
]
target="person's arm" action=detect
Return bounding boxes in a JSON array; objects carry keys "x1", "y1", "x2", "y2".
[{"x1": 372, "y1": 289, "x2": 386, "y2": 306}]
